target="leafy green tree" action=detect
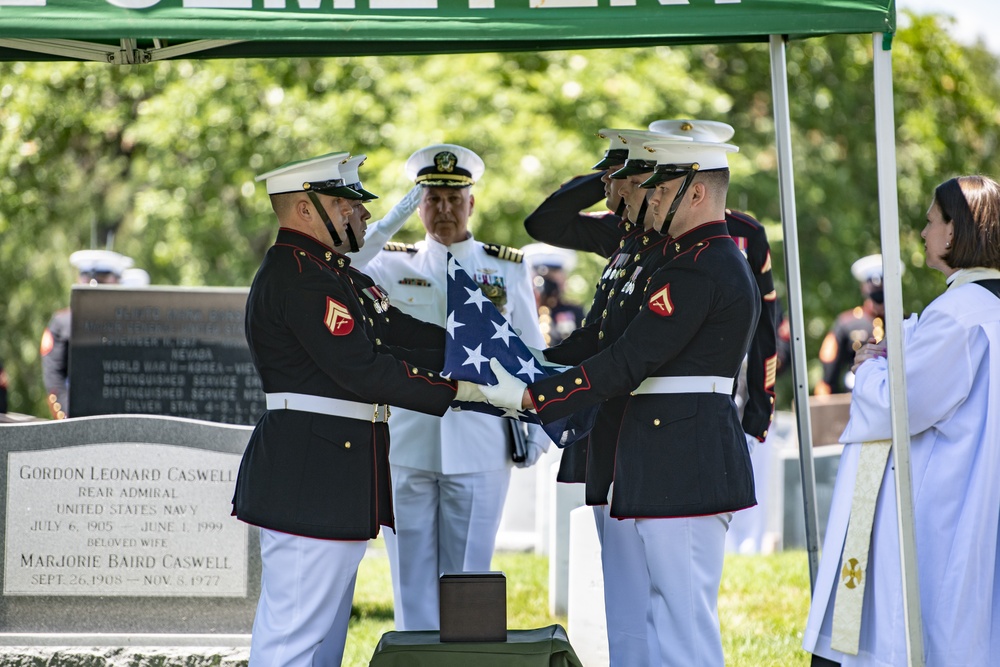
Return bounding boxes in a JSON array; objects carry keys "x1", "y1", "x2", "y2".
[{"x1": 1, "y1": 13, "x2": 998, "y2": 416}]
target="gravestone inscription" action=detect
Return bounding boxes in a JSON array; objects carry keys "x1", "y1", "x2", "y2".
[
  {"x1": 68, "y1": 286, "x2": 264, "y2": 425},
  {"x1": 0, "y1": 415, "x2": 258, "y2": 642}
]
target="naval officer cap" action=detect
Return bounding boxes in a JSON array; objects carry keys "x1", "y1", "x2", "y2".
[
  {"x1": 340, "y1": 154, "x2": 379, "y2": 202},
  {"x1": 647, "y1": 119, "x2": 735, "y2": 144},
  {"x1": 610, "y1": 129, "x2": 688, "y2": 179},
  {"x1": 639, "y1": 138, "x2": 737, "y2": 188},
  {"x1": 69, "y1": 249, "x2": 133, "y2": 277},
  {"x1": 255, "y1": 151, "x2": 364, "y2": 199},
  {"x1": 592, "y1": 128, "x2": 634, "y2": 170},
  {"x1": 405, "y1": 143, "x2": 484, "y2": 188}
]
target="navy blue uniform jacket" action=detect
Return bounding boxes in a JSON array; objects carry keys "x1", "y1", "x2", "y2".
[
  {"x1": 233, "y1": 228, "x2": 457, "y2": 540},
  {"x1": 529, "y1": 221, "x2": 760, "y2": 518}
]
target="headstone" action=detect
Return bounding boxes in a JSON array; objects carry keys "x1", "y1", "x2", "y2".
[
  {"x1": 68, "y1": 286, "x2": 264, "y2": 425},
  {"x1": 548, "y1": 462, "x2": 585, "y2": 616},
  {"x1": 0, "y1": 415, "x2": 257, "y2": 645},
  {"x1": 780, "y1": 442, "x2": 843, "y2": 551},
  {"x1": 566, "y1": 506, "x2": 608, "y2": 667}
]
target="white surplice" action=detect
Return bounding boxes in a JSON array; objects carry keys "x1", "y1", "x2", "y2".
[{"x1": 804, "y1": 273, "x2": 1000, "y2": 666}]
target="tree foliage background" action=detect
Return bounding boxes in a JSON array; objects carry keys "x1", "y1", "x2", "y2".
[{"x1": 2, "y1": 11, "x2": 999, "y2": 417}]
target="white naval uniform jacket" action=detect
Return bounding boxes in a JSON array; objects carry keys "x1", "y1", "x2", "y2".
[
  {"x1": 804, "y1": 276, "x2": 1000, "y2": 666},
  {"x1": 365, "y1": 233, "x2": 546, "y2": 474}
]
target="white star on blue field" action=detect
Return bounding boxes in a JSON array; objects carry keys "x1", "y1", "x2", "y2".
[{"x1": 442, "y1": 253, "x2": 547, "y2": 422}]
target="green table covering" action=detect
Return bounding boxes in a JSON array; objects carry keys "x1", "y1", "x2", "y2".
[{"x1": 368, "y1": 624, "x2": 584, "y2": 667}]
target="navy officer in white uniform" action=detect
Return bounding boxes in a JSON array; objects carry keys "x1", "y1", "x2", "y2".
[{"x1": 364, "y1": 143, "x2": 550, "y2": 631}]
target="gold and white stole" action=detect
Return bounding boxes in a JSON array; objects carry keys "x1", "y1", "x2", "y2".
[{"x1": 830, "y1": 439, "x2": 893, "y2": 655}]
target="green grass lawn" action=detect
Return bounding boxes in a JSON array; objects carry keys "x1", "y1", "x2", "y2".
[{"x1": 342, "y1": 541, "x2": 813, "y2": 667}]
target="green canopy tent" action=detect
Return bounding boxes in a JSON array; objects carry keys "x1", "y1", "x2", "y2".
[{"x1": 0, "y1": 1, "x2": 924, "y2": 663}]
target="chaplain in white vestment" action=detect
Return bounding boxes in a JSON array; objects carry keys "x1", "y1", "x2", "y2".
[{"x1": 804, "y1": 175, "x2": 1000, "y2": 667}]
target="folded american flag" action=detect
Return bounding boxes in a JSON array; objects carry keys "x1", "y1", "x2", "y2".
[{"x1": 443, "y1": 253, "x2": 595, "y2": 446}]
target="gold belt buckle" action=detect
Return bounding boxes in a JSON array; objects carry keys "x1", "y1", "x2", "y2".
[{"x1": 372, "y1": 404, "x2": 391, "y2": 423}]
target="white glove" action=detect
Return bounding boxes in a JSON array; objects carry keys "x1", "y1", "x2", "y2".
[
  {"x1": 481, "y1": 358, "x2": 528, "y2": 412},
  {"x1": 455, "y1": 380, "x2": 489, "y2": 403},
  {"x1": 348, "y1": 185, "x2": 423, "y2": 268},
  {"x1": 514, "y1": 426, "x2": 550, "y2": 469}
]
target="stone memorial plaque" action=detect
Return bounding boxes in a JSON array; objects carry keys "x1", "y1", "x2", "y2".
[
  {"x1": 5, "y1": 444, "x2": 246, "y2": 597},
  {"x1": 68, "y1": 286, "x2": 264, "y2": 425},
  {"x1": 0, "y1": 416, "x2": 259, "y2": 638}
]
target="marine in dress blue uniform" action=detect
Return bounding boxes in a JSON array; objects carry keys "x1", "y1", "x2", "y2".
[
  {"x1": 233, "y1": 152, "x2": 474, "y2": 667},
  {"x1": 815, "y1": 254, "x2": 887, "y2": 395},
  {"x1": 477, "y1": 136, "x2": 760, "y2": 667}
]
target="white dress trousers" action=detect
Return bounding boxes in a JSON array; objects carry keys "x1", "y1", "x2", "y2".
[
  {"x1": 249, "y1": 528, "x2": 367, "y2": 667},
  {"x1": 593, "y1": 505, "x2": 660, "y2": 667},
  {"x1": 634, "y1": 513, "x2": 732, "y2": 667},
  {"x1": 383, "y1": 465, "x2": 511, "y2": 630}
]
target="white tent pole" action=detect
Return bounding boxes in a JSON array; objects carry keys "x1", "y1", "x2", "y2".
[
  {"x1": 872, "y1": 30, "x2": 925, "y2": 667},
  {"x1": 768, "y1": 34, "x2": 821, "y2": 587}
]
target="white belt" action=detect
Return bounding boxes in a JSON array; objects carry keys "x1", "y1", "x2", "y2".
[
  {"x1": 631, "y1": 375, "x2": 734, "y2": 395},
  {"x1": 265, "y1": 392, "x2": 390, "y2": 422}
]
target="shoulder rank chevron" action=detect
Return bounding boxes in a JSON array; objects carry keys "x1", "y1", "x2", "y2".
[{"x1": 481, "y1": 243, "x2": 524, "y2": 263}]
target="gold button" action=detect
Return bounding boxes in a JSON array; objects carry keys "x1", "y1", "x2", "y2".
[
  {"x1": 359, "y1": 298, "x2": 364, "y2": 304},
  {"x1": 412, "y1": 367, "x2": 418, "y2": 373},
  {"x1": 598, "y1": 331, "x2": 604, "y2": 340},
  {"x1": 762, "y1": 430, "x2": 768, "y2": 438},
  {"x1": 368, "y1": 318, "x2": 374, "y2": 325},
  {"x1": 538, "y1": 395, "x2": 545, "y2": 402},
  {"x1": 428, "y1": 372, "x2": 434, "y2": 377},
  {"x1": 375, "y1": 338, "x2": 382, "y2": 345},
  {"x1": 619, "y1": 300, "x2": 625, "y2": 307},
  {"x1": 609, "y1": 288, "x2": 615, "y2": 297},
  {"x1": 385, "y1": 317, "x2": 390, "y2": 323},
  {"x1": 770, "y1": 397, "x2": 775, "y2": 404},
  {"x1": 618, "y1": 270, "x2": 626, "y2": 278},
  {"x1": 653, "y1": 418, "x2": 660, "y2": 426},
  {"x1": 619, "y1": 240, "x2": 625, "y2": 248},
  {"x1": 48, "y1": 394, "x2": 57, "y2": 403},
  {"x1": 344, "y1": 441, "x2": 351, "y2": 449},
  {"x1": 602, "y1": 310, "x2": 608, "y2": 318},
  {"x1": 53, "y1": 402, "x2": 62, "y2": 412},
  {"x1": 56, "y1": 411, "x2": 66, "y2": 419},
  {"x1": 556, "y1": 385, "x2": 564, "y2": 393},
  {"x1": 575, "y1": 378, "x2": 582, "y2": 385},
  {"x1": 338, "y1": 260, "x2": 345, "y2": 268},
  {"x1": 634, "y1": 253, "x2": 641, "y2": 261},
  {"x1": 299, "y1": 251, "x2": 306, "y2": 256}
]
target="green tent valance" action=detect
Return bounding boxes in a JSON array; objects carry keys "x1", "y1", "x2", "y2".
[{"x1": 0, "y1": 0, "x2": 894, "y2": 62}]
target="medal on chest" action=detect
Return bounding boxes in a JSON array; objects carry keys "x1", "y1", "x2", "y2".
[
  {"x1": 473, "y1": 271, "x2": 508, "y2": 313},
  {"x1": 621, "y1": 266, "x2": 644, "y2": 295},
  {"x1": 361, "y1": 284, "x2": 391, "y2": 314}
]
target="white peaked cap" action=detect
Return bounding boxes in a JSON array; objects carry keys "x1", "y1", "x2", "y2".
[
  {"x1": 69, "y1": 250, "x2": 133, "y2": 276},
  {"x1": 255, "y1": 151, "x2": 358, "y2": 195},
  {"x1": 405, "y1": 143, "x2": 485, "y2": 187},
  {"x1": 522, "y1": 243, "x2": 578, "y2": 272},
  {"x1": 641, "y1": 138, "x2": 738, "y2": 172},
  {"x1": 618, "y1": 129, "x2": 691, "y2": 160},
  {"x1": 851, "y1": 254, "x2": 885, "y2": 284},
  {"x1": 647, "y1": 119, "x2": 735, "y2": 144}
]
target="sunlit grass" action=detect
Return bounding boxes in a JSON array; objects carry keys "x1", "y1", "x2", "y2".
[{"x1": 343, "y1": 540, "x2": 812, "y2": 667}]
